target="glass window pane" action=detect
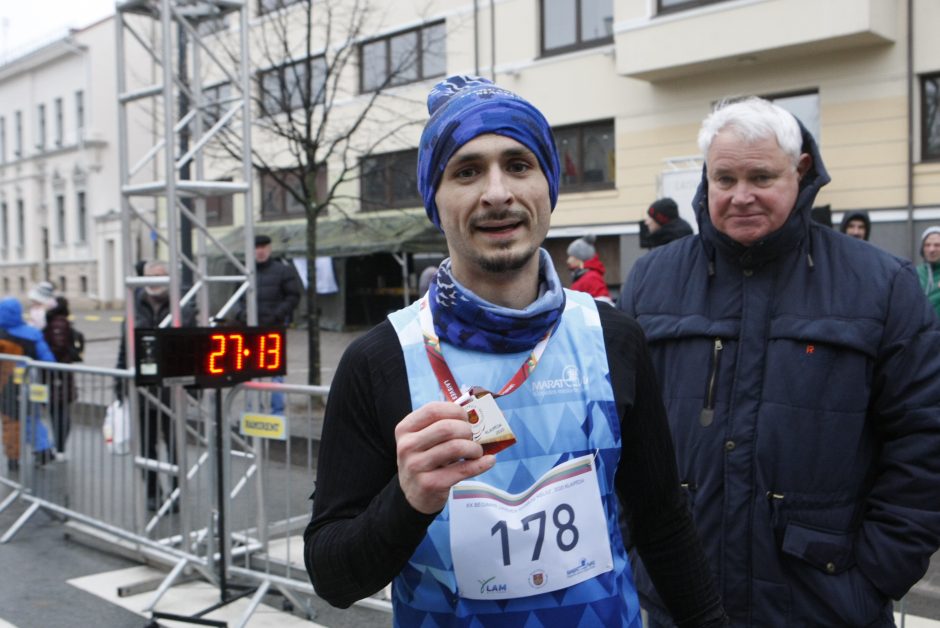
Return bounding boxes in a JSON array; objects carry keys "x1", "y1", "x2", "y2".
[
  {"x1": 924, "y1": 76, "x2": 940, "y2": 159},
  {"x1": 390, "y1": 31, "x2": 419, "y2": 86},
  {"x1": 581, "y1": 0, "x2": 613, "y2": 43},
  {"x1": 422, "y1": 23, "x2": 447, "y2": 79},
  {"x1": 286, "y1": 170, "x2": 307, "y2": 214},
  {"x1": 361, "y1": 40, "x2": 386, "y2": 92},
  {"x1": 543, "y1": 0, "x2": 577, "y2": 51},
  {"x1": 285, "y1": 61, "x2": 307, "y2": 111},
  {"x1": 361, "y1": 156, "x2": 386, "y2": 207},
  {"x1": 582, "y1": 122, "x2": 614, "y2": 184},
  {"x1": 310, "y1": 57, "x2": 327, "y2": 104},
  {"x1": 555, "y1": 127, "x2": 581, "y2": 187},
  {"x1": 771, "y1": 92, "x2": 820, "y2": 143},
  {"x1": 389, "y1": 151, "x2": 419, "y2": 205},
  {"x1": 260, "y1": 174, "x2": 281, "y2": 216},
  {"x1": 260, "y1": 69, "x2": 282, "y2": 114}
]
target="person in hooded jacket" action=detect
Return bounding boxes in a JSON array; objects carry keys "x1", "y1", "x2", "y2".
[
  {"x1": 0, "y1": 297, "x2": 56, "y2": 467},
  {"x1": 639, "y1": 198, "x2": 694, "y2": 249},
  {"x1": 43, "y1": 296, "x2": 79, "y2": 458},
  {"x1": 917, "y1": 226, "x2": 940, "y2": 320},
  {"x1": 619, "y1": 97, "x2": 940, "y2": 626},
  {"x1": 839, "y1": 209, "x2": 871, "y2": 241},
  {"x1": 566, "y1": 234, "x2": 613, "y2": 303}
]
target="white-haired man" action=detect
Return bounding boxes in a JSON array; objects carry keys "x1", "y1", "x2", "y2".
[{"x1": 619, "y1": 97, "x2": 940, "y2": 625}]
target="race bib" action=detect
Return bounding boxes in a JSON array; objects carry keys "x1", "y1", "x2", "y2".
[{"x1": 449, "y1": 454, "x2": 613, "y2": 600}]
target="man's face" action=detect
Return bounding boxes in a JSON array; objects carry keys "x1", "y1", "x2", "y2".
[
  {"x1": 845, "y1": 219, "x2": 867, "y2": 240},
  {"x1": 644, "y1": 214, "x2": 661, "y2": 233},
  {"x1": 706, "y1": 130, "x2": 811, "y2": 247},
  {"x1": 255, "y1": 244, "x2": 272, "y2": 264},
  {"x1": 434, "y1": 134, "x2": 551, "y2": 281},
  {"x1": 924, "y1": 234, "x2": 940, "y2": 264},
  {"x1": 144, "y1": 266, "x2": 169, "y2": 299}
]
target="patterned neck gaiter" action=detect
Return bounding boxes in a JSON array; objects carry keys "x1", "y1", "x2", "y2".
[{"x1": 428, "y1": 248, "x2": 566, "y2": 354}]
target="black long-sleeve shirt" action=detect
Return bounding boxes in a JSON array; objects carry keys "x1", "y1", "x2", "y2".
[{"x1": 304, "y1": 304, "x2": 726, "y2": 627}]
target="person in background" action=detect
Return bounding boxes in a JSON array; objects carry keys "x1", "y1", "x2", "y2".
[
  {"x1": 839, "y1": 210, "x2": 871, "y2": 241},
  {"x1": 417, "y1": 264, "x2": 439, "y2": 296},
  {"x1": 43, "y1": 297, "x2": 79, "y2": 460},
  {"x1": 566, "y1": 233, "x2": 613, "y2": 303},
  {"x1": 234, "y1": 234, "x2": 302, "y2": 416},
  {"x1": 918, "y1": 226, "x2": 940, "y2": 320},
  {"x1": 116, "y1": 260, "x2": 197, "y2": 511},
  {"x1": 620, "y1": 96, "x2": 940, "y2": 625},
  {"x1": 304, "y1": 75, "x2": 726, "y2": 627},
  {"x1": 639, "y1": 197, "x2": 693, "y2": 249},
  {"x1": 27, "y1": 281, "x2": 57, "y2": 331},
  {"x1": 0, "y1": 297, "x2": 57, "y2": 467}
]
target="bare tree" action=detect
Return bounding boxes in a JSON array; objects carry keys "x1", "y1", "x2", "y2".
[{"x1": 209, "y1": 0, "x2": 437, "y2": 385}]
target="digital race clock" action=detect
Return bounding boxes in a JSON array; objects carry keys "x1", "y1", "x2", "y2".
[{"x1": 134, "y1": 327, "x2": 287, "y2": 388}]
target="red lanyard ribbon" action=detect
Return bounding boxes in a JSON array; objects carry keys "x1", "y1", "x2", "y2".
[{"x1": 419, "y1": 296, "x2": 554, "y2": 402}]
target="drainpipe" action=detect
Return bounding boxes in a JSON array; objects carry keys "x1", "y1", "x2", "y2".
[
  {"x1": 473, "y1": 0, "x2": 479, "y2": 76},
  {"x1": 906, "y1": 0, "x2": 915, "y2": 259}
]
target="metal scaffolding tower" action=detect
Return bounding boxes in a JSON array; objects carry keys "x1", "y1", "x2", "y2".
[
  {"x1": 113, "y1": 0, "x2": 260, "y2": 617},
  {"x1": 115, "y1": 0, "x2": 257, "y2": 331}
]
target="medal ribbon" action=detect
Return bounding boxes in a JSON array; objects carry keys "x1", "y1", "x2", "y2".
[{"x1": 419, "y1": 296, "x2": 554, "y2": 402}]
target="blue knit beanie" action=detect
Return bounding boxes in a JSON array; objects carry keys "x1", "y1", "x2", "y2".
[{"x1": 417, "y1": 75, "x2": 560, "y2": 230}]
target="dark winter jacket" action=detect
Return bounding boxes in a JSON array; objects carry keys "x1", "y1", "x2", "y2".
[
  {"x1": 619, "y1": 125, "x2": 940, "y2": 625},
  {"x1": 839, "y1": 209, "x2": 871, "y2": 240},
  {"x1": 44, "y1": 311, "x2": 78, "y2": 404},
  {"x1": 235, "y1": 257, "x2": 302, "y2": 326},
  {"x1": 640, "y1": 216, "x2": 694, "y2": 249},
  {"x1": 570, "y1": 255, "x2": 612, "y2": 301}
]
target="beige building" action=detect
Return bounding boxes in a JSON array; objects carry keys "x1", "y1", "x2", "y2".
[{"x1": 3, "y1": 0, "x2": 939, "y2": 315}]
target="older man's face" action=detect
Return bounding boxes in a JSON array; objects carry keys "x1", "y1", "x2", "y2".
[
  {"x1": 706, "y1": 130, "x2": 811, "y2": 247},
  {"x1": 924, "y1": 234, "x2": 940, "y2": 264}
]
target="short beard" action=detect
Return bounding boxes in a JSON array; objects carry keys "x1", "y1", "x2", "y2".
[{"x1": 476, "y1": 243, "x2": 540, "y2": 274}]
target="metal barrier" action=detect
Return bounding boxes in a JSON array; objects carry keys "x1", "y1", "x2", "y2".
[{"x1": 0, "y1": 355, "x2": 390, "y2": 624}]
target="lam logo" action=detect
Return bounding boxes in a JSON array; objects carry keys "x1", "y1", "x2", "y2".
[{"x1": 478, "y1": 577, "x2": 507, "y2": 595}]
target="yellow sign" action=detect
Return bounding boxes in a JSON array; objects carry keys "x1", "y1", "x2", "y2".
[
  {"x1": 13, "y1": 366, "x2": 25, "y2": 385},
  {"x1": 29, "y1": 384, "x2": 49, "y2": 404},
  {"x1": 240, "y1": 413, "x2": 287, "y2": 441}
]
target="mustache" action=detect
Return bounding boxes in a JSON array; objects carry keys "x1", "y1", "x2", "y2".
[{"x1": 469, "y1": 208, "x2": 529, "y2": 228}]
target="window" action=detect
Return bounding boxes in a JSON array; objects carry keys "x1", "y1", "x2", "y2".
[
  {"x1": 80, "y1": 275, "x2": 88, "y2": 294},
  {"x1": 541, "y1": 0, "x2": 613, "y2": 56},
  {"x1": 75, "y1": 90, "x2": 85, "y2": 137},
  {"x1": 16, "y1": 199, "x2": 24, "y2": 247},
  {"x1": 0, "y1": 116, "x2": 5, "y2": 163},
  {"x1": 922, "y1": 73, "x2": 940, "y2": 161},
  {"x1": 360, "y1": 149, "x2": 421, "y2": 210},
  {"x1": 37, "y1": 104, "x2": 46, "y2": 150},
  {"x1": 554, "y1": 120, "x2": 615, "y2": 192},
  {"x1": 259, "y1": 56, "x2": 326, "y2": 116},
  {"x1": 258, "y1": 0, "x2": 301, "y2": 16},
  {"x1": 205, "y1": 179, "x2": 234, "y2": 227},
  {"x1": 54, "y1": 98, "x2": 64, "y2": 146},
  {"x1": 56, "y1": 195, "x2": 66, "y2": 244},
  {"x1": 76, "y1": 191, "x2": 87, "y2": 242},
  {"x1": 59, "y1": 276, "x2": 67, "y2": 294},
  {"x1": 203, "y1": 82, "x2": 231, "y2": 126},
  {"x1": 765, "y1": 90, "x2": 820, "y2": 144},
  {"x1": 259, "y1": 167, "x2": 328, "y2": 220},
  {"x1": 360, "y1": 21, "x2": 446, "y2": 93},
  {"x1": 14, "y1": 111, "x2": 22, "y2": 157},
  {"x1": 658, "y1": 0, "x2": 729, "y2": 14},
  {"x1": 1, "y1": 201, "x2": 7, "y2": 253}
]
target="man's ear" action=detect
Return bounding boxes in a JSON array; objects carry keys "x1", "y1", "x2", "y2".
[{"x1": 796, "y1": 153, "x2": 812, "y2": 178}]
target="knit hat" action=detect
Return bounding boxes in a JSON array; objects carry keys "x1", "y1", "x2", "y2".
[
  {"x1": 28, "y1": 281, "x2": 56, "y2": 306},
  {"x1": 648, "y1": 197, "x2": 679, "y2": 225},
  {"x1": 417, "y1": 75, "x2": 560, "y2": 230},
  {"x1": 567, "y1": 234, "x2": 597, "y2": 262},
  {"x1": 921, "y1": 226, "x2": 940, "y2": 258}
]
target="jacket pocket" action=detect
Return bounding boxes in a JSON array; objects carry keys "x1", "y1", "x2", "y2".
[{"x1": 780, "y1": 521, "x2": 889, "y2": 626}]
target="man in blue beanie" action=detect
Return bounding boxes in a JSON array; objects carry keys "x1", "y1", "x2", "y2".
[{"x1": 305, "y1": 76, "x2": 726, "y2": 627}]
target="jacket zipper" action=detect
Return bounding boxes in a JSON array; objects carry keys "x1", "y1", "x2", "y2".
[{"x1": 700, "y1": 338, "x2": 723, "y2": 426}]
